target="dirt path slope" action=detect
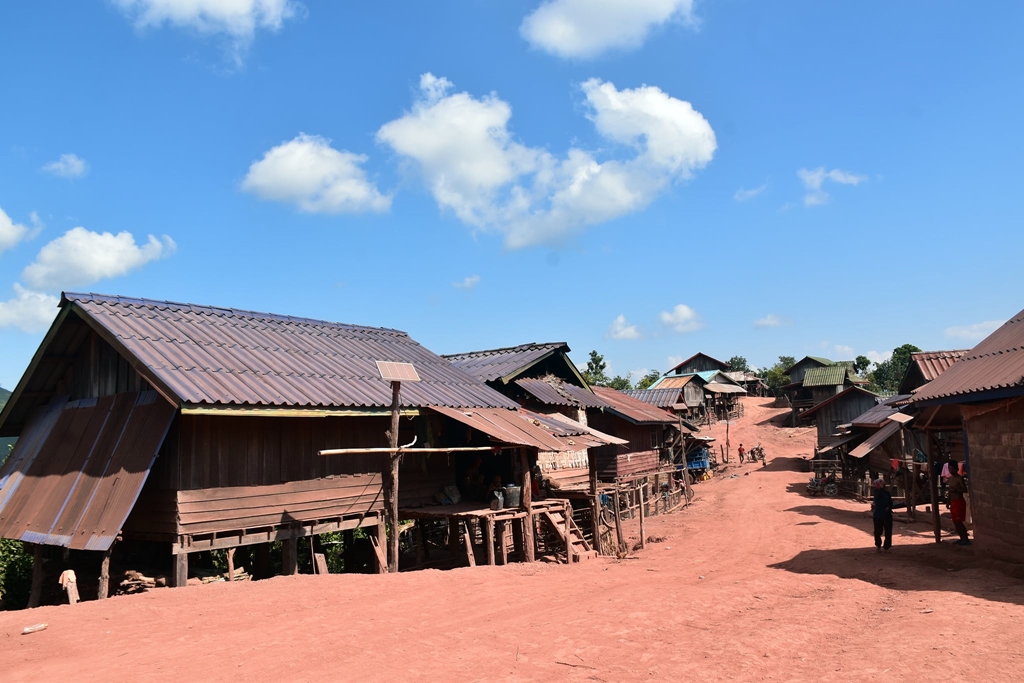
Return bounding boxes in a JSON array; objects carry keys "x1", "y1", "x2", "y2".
[{"x1": 2, "y1": 398, "x2": 1021, "y2": 682}]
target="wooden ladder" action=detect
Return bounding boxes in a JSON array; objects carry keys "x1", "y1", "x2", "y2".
[{"x1": 541, "y1": 505, "x2": 598, "y2": 563}]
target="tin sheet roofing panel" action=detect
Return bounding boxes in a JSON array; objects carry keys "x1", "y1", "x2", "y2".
[
  {"x1": 515, "y1": 378, "x2": 576, "y2": 406},
  {"x1": 0, "y1": 391, "x2": 175, "y2": 550},
  {"x1": 910, "y1": 350, "x2": 968, "y2": 382},
  {"x1": 429, "y1": 406, "x2": 568, "y2": 452},
  {"x1": 650, "y1": 374, "x2": 700, "y2": 390},
  {"x1": 802, "y1": 365, "x2": 854, "y2": 387},
  {"x1": 849, "y1": 421, "x2": 901, "y2": 459},
  {"x1": 62, "y1": 293, "x2": 517, "y2": 410},
  {"x1": 913, "y1": 310, "x2": 1024, "y2": 402},
  {"x1": 442, "y1": 343, "x2": 568, "y2": 382},
  {"x1": 621, "y1": 388, "x2": 682, "y2": 408},
  {"x1": 590, "y1": 387, "x2": 677, "y2": 424},
  {"x1": 851, "y1": 395, "x2": 911, "y2": 427},
  {"x1": 560, "y1": 384, "x2": 612, "y2": 409}
]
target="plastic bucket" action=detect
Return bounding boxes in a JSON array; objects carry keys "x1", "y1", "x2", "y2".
[{"x1": 504, "y1": 485, "x2": 522, "y2": 508}]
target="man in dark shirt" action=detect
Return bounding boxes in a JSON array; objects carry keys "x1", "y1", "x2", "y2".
[{"x1": 872, "y1": 478, "x2": 893, "y2": 552}]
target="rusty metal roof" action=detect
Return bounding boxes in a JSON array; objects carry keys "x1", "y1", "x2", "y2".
[
  {"x1": 57, "y1": 293, "x2": 517, "y2": 410},
  {"x1": 442, "y1": 342, "x2": 569, "y2": 383},
  {"x1": 913, "y1": 311, "x2": 1024, "y2": 403},
  {"x1": 649, "y1": 374, "x2": 703, "y2": 390},
  {"x1": 621, "y1": 388, "x2": 682, "y2": 408},
  {"x1": 516, "y1": 378, "x2": 575, "y2": 406},
  {"x1": 429, "y1": 406, "x2": 568, "y2": 451},
  {"x1": 560, "y1": 383, "x2": 612, "y2": 409},
  {"x1": 898, "y1": 349, "x2": 969, "y2": 394},
  {"x1": 590, "y1": 387, "x2": 677, "y2": 424},
  {"x1": 851, "y1": 394, "x2": 911, "y2": 427},
  {"x1": 0, "y1": 391, "x2": 175, "y2": 550},
  {"x1": 849, "y1": 420, "x2": 901, "y2": 459}
]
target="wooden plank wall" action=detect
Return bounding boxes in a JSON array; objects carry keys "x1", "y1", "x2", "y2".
[{"x1": 398, "y1": 452, "x2": 456, "y2": 508}]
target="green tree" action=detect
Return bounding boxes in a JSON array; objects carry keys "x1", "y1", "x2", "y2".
[
  {"x1": 756, "y1": 355, "x2": 796, "y2": 394},
  {"x1": 854, "y1": 355, "x2": 873, "y2": 376},
  {"x1": 726, "y1": 355, "x2": 750, "y2": 373},
  {"x1": 635, "y1": 370, "x2": 661, "y2": 390},
  {"x1": 582, "y1": 350, "x2": 609, "y2": 386},
  {"x1": 870, "y1": 344, "x2": 921, "y2": 394},
  {"x1": 581, "y1": 350, "x2": 632, "y2": 390}
]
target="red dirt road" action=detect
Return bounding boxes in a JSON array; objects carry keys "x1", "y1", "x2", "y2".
[{"x1": 3, "y1": 398, "x2": 1022, "y2": 682}]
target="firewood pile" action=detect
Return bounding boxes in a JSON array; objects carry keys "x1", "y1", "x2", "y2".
[{"x1": 118, "y1": 570, "x2": 168, "y2": 594}]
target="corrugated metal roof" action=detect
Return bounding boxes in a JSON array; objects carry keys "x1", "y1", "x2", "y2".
[
  {"x1": 802, "y1": 365, "x2": 855, "y2": 387},
  {"x1": 516, "y1": 378, "x2": 576, "y2": 406},
  {"x1": 59, "y1": 293, "x2": 518, "y2": 410},
  {"x1": 621, "y1": 388, "x2": 682, "y2": 408},
  {"x1": 910, "y1": 350, "x2": 968, "y2": 382},
  {"x1": 590, "y1": 387, "x2": 677, "y2": 424},
  {"x1": 543, "y1": 412, "x2": 629, "y2": 445},
  {"x1": 560, "y1": 383, "x2": 612, "y2": 409},
  {"x1": 429, "y1": 406, "x2": 567, "y2": 452},
  {"x1": 913, "y1": 311, "x2": 1024, "y2": 403},
  {"x1": 442, "y1": 342, "x2": 568, "y2": 383},
  {"x1": 849, "y1": 421, "x2": 901, "y2": 458},
  {"x1": 649, "y1": 374, "x2": 699, "y2": 390},
  {"x1": 851, "y1": 395, "x2": 911, "y2": 427},
  {"x1": 705, "y1": 383, "x2": 747, "y2": 394},
  {"x1": 0, "y1": 391, "x2": 175, "y2": 550}
]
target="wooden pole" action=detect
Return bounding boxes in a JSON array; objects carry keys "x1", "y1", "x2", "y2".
[
  {"x1": 225, "y1": 547, "x2": 235, "y2": 581},
  {"x1": 900, "y1": 428, "x2": 915, "y2": 522},
  {"x1": 28, "y1": 544, "x2": 44, "y2": 608},
  {"x1": 638, "y1": 481, "x2": 647, "y2": 550},
  {"x1": 612, "y1": 488, "x2": 625, "y2": 554},
  {"x1": 519, "y1": 448, "x2": 535, "y2": 562},
  {"x1": 385, "y1": 380, "x2": 402, "y2": 573},
  {"x1": 173, "y1": 552, "x2": 188, "y2": 588},
  {"x1": 679, "y1": 416, "x2": 692, "y2": 506},
  {"x1": 98, "y1": 545, "x2": 113, "y2": 599},
  {"x1": 588, "y1": 449, "x2": 602, "y2": 555},
  {"x1": 927, "y1": 439, "x2": 941, "y2": 543},
  {"x1": 498, "y1": 521, "x2": 509, "y2": 565},
  {"x1": 375, "y1": 515, "x2": 387, "y2": 574},
  {"x1": 564, "y1": 500, "x2": 575, "y2": 563},
  {"x1": 485, "y1": 517, "x2": 496, "y2": 566}
]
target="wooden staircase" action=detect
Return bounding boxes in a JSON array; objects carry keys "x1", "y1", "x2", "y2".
[{"x1": 540, "y1": 504, "x2": 598, "y2": 562}]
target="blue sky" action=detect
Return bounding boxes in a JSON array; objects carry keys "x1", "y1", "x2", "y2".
[{"x1": 1, "y1": 1, "x2": 1022, "y2": 389}]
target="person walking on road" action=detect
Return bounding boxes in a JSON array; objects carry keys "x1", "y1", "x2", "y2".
[
  {"x1": 946, "y1": 460, "x2": 971, "y2": 545},
  {"x1": 872, "y1": 478, "x2": 893, "y2": 552}
]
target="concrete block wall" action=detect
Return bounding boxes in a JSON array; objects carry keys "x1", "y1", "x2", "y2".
[{"x1": 961, "y1": 397, "x2": 1024, "y2": 564}]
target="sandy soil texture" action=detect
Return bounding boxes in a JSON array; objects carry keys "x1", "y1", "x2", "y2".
[{"x1": 2, "y1": 398, "x2": 1021, "y2": 682}]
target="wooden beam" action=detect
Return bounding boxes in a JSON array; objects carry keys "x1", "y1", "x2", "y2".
[
  {"x1": 98, "y1": 545, "x2": 113, "y2": 600},
  {"x1": 638, "y1": 482, "x2": 647, "y2": 550},
  {"x1": 28, "y1": 544, "x2": 44, "y2": 608},
  {"x1": 520, "y1": 449, "x2": 535, "y2": 562},
  {"x1": 485, "y1": 517, "x2": 496, "y2": 566},
  {"x1": 612, "y1": 490, "x2": 625, "y2": 555},
  {"x1": 386, "y1": 381, "x2": 401, "y2": 573},
  {"x1": 173, "y1": 552, "x2": 188, "y2": 588},
  {"x1": 282, "y1": 538, "x2": 298, "y2": 575},
  {"x1": 927, "y1": 435, "x2": 941, "y2": 543},
  {"x1": 462, "y1": 521, "x2": 476, "y2": 567},
  {"x1": 225, "y1": 547, "x2": 235, "y2": 581},
  {"x1": 320, "y1": 445, "x2": 508, "y2": 456},
  {"x1": 498, "y1": 521, "x2": 509, "y2": 565},
  {"x1": 172, "y1": 514, "x2": 379, "y2": 553}
]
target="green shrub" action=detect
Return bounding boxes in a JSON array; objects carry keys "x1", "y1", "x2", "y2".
[{"x1": 0, "y1": 540, "x2": 33, "y2": 610}]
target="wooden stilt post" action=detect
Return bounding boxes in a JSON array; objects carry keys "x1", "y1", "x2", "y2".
[
  {"x1": 653, "y1": 474, "x2": 661, "y2": 517},
  {"x1": 520, "y1": 448, "x2": 535, "y2": 562},
  {"x1": 485, "y1": 517, "x2": 496, "y2": 566},
  {"x1": 173, "y1": 552, "x2": 188, "y2": 588},
  {"x1": 462, "y1": 521, "x2": 476, "y2": 567},
  {"x1": 498, "y1": 521, "x2": 509, "y2": 565},
  {"x1": 900, "y1": 428, "x2": 915, "y2": 522},
  {"x1": 589, "y1": 453, "x2": 602, "y2": 555},
  {"x1": 375, "y1": 515, "x2": 388, "y2": 574},
  {"x1": 927, "y1": 441, "x2": 941, "y2": 543},
  {"x1": 225, "y1": 547, "x2": 235, "y2": 581},
  {"x1": 638, "y1": 482, "x2": 647, "y2": 550},
  {"x1": 564, "y1": 501, "x2": 575, "y2": 563},
  {"x1": 98, "y1": 545, "x2": 113, "y2": 599},
  {"x1": 282, "y1": 538, "x2": 298, "y2": 575},
  {"x1": 383, "y1": 381, "x2": 402, "y2": 573},
  {"x1": 612, "y1": 488, "x2": 625, "y2": 554},
  {"x1": 28, "y1": 544, "x2": 44, "y2": 608}
]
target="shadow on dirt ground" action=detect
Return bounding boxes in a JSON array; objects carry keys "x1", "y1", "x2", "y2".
[
  {"x1": 763, "y1": 456, "x2": 806, "y2": 472},
  {"x1": 784, "y1": 503, "x2": 932, "y2": 541},
  {"x1": 769, "y1": 544, "x2": 1024, "y2": 606}
]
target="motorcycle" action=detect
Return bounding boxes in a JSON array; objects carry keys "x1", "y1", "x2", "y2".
[
  {"x1": 750, "y1": 443, "x2": 766, "y2": 467},
  {"x1": 807, "y1": 472, "x2": 840, "y2": 497}
]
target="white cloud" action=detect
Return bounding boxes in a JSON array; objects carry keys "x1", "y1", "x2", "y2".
[
  {"x1": 798, "y1": 167, "x2": 867, "y2": 206},
  {"x1": 453, "y1": 275, "x2": 481, "y2": 290},
  {"x1": 606, "y1": 314, "x2": 641, "y2": 340},
  {"x1": 629, "y1": 367, "x2": 652, "y2": 382},
  {"x1": 833, "y1": 344, "x2": 855, "y2": 357},
  {"x1": 866, "y1": 350, "x2": 892, "y2": 364},
  {"x1": 42, "y1": 153, "x2": 88, "y2": 178},
  {"x1": 377, "y1": 74, "x2": 715, "y2": 249},
  {"x1": 0, "y1": 285, "x2": 59, "y2": 333},
  {"x1": 0, "y1": 206, "x2": 31, "y2": 255},
  {"x1": 113, "y1": 0, "x2": 299, "y2": 64},
  {"x1": 520, "y1": 0, "x2": 695, "y2": 59},
  {"x1": 753, "y1": 313, "x2": 783, "y2": 328},
  {"x1": 242, "y1": 134, "x2": 390, "y2": 214},
  {"x1": 22, "y1": 227, "x2": 176, "y2": 290},
  {"x1": 734, "y1": 183, "x2": 767, "y2": 201},
  {"x1": 945, "y1": 320, "x2": 1005, "y2": 342},
  {"x1": 660, "y1": 304, "x2": 702, "y2": 333},
  {"x1": 667, "y1": 355, "x2": 683, "y2": 368}
]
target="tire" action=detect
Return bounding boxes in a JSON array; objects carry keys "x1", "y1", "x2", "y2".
[{"x1": 824, "y1": 483, "x2": 839, "y2": 497}]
